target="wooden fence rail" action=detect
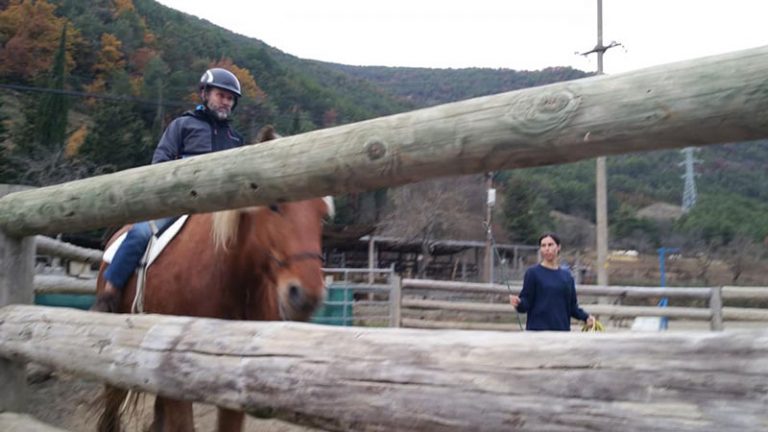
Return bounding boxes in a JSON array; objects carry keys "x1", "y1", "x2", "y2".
[
  {"x1": 34, "y1": 236, "x2": 102, "y2": 264},
  {"x1": 2, "y1": 305, "x2": 767, "y2": 432},
  {"x1": 402, "y1": 278, "x2": 768, "y2": 300},
  {"x1": 2, "y1": 46, "x2": 768, "y2": 236},
  {"x1": 401, "y1": 279, "x2": 768, "y2": 330},
  {"x1": 26, "y1": 273, "x2": 768, "y2": 325}
]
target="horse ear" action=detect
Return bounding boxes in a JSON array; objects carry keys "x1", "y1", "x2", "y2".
[{"x1": 255, "y1": 124, "x2": 277, "y2": 143}]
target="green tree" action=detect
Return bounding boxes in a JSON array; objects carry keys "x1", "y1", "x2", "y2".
[
  {"x1": 5, "y1": 22, "x2": 82, "y2": 186},
  {"x1": 502, "y1": 174, "x2": 553, "y2": 244},
  {"x1": 676, "y1": 193, "x2": 768, "y2": 246},
  {"x1": 141, "y1": 56, "x2": 170, "y2": 141},
  {"x1": 78, "y1": 71, "x2": 151, "y2": 172},
  {"x1": 78, "y1": 101, "x2": 150, "y2": 173},
  {"x1": 611, "y1": 204, "x2": 660, "y2": 252},
  {"x1": 35, "y1": 23, "x2": 69, "y2": 152}
]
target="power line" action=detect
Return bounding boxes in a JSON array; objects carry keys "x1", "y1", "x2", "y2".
[
  {"x1": 0, "y1": 82, "x2": 331, "y2": 125},
  {"x1": 0, "y1": 82, "x2": 187, "y2": 108}
]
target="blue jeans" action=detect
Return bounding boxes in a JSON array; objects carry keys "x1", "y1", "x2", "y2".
[{"x1": 103, "y1": 217, "x2": 175, "y2": 290}]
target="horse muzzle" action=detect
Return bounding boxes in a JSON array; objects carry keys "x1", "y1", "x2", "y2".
[{"x1": 279, "y1": 281, "x2": 322, "y2": 320}]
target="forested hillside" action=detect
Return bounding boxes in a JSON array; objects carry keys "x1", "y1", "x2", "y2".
[
  {"x1": 338, "y1": 62, "x2": 768, "y2": 253},
  {"x1": 1, "y1": 0, "x2": 766, "y2": 260},
  {"x1": 0, "y1": 0, "x2": 412, "y2": 185},
  {"x1": 328, "y1": 64, "x2": 590, "y2": 107}
]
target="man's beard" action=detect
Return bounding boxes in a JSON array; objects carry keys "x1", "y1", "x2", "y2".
[{"x1": 211, "y1": 107, "x2": 230, "y2": 120}]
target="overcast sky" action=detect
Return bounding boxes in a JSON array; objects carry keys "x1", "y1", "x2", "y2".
[{"x1": 155, "y1": 0, "x2": 768, "y2": 74}]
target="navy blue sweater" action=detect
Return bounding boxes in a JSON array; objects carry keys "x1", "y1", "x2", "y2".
[{"x1": 515, "y1": 264, "x2": 589, "y2": 331}]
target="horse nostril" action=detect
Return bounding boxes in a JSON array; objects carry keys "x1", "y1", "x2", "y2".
[{"x1": 288, "y1": 284, "x2": 303, "y2": 307}]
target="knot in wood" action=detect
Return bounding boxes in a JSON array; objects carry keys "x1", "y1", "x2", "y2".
[
  {"x1": 365, "y1": 139, "x2": 387, "y2": 161},
  {"x1": 506, "y1": 90, "x2": 580, "y2": 135}
]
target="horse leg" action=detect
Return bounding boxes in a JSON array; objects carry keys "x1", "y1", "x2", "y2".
[
  {"x1": 217, "y1": 408, "x2": 245, "y2": 432},
  {"x1": 96, "y1": 385, "x2": 128, "y2": 432},
  {"x1": 151, "y1": 396, "x2": 194, "y2": 432}
]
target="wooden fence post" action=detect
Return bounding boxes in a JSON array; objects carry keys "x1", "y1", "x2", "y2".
[
  {"x1": 709, "y1": 286, "x2": 724, "y2": 331},
  {"x1": 0, "y1": 230, "x2": 35, "y2": 412},
  {"x1": 389, "y1": 275, "x2": 402, "y2": 328}
]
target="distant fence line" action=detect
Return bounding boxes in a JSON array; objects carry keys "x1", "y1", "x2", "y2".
[
  {"x1": 398, "y1": 279, "x2": 768, "y2": 331},
  {"x1": 30, "y1": 249, "x2": 768, "y2": 331}
]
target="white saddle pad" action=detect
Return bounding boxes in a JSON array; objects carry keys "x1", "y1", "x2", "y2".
[{"x1": 102, "y1": 215, "x2": 189, "y2": 268}]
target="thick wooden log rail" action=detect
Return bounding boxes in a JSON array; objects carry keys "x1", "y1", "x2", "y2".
[
  {"x1": 1, "y1": 305, "x2": 766, "y2": 431},
  {"x1": 1, "y1": 46, "x2": 768, "y2": 236}
]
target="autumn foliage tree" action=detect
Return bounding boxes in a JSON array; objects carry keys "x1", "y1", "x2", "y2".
[{"x1": 0, "y1": 0, "x2": 77, "y2": 82}]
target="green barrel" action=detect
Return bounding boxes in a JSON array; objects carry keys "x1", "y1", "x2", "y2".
[
  {"x1": 35, "y1": 294, "x2": 95, "y2": 310},
  {"x1": 310, "y1": 285, "x2": 354, "y2": 326}
]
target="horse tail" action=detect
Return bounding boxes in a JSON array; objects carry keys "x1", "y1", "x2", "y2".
[
  {"x1": 95, "y1": 385, "x2": 127, "y2": 432},
  {"x1": 95, "y1": 385, "x2": 147, "y2": 432},
  {"x1": 212, "y1": 210, "x2": 240, "y2": 251}
]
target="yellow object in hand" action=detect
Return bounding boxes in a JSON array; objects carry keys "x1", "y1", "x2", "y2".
[{"x1": 581, "y1": 319, "x2": 605, "y2": 332}]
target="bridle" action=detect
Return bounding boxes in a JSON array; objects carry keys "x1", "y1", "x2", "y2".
[{"x1": 267, "y1": 251, "x2": 325, "y2": 268}]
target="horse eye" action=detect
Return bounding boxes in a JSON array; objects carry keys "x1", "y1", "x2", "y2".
[{"x1": 269, "y1": 204, "x2": 280, "y2": 213}]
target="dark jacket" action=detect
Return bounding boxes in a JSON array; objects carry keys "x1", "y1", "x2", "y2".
[
  {"x1": 516, "y1": 264, "x2": 590, "y2": 331},
  {"x1": 152, "y1": 106, "x2": 244, "y2": 163}
]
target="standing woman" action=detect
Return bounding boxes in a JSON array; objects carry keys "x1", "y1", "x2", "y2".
[{"x1": 509, "y1": 233, "x2": 595, "y2": 331}]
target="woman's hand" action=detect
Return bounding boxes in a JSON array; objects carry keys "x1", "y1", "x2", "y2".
[
  {"x1": 586, "y1": 315, "x2": 596, "y2": 328},
  {"x1": 509, "y1": 294, "x2": 521, "y2": 307}
]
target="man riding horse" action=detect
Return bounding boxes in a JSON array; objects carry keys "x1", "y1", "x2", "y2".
[{"x1": 92, "y1": 67, "x2": 245, "y2": 312}]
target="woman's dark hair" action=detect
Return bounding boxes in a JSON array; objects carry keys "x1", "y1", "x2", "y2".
[{"x1": 538, "y1": 232, "x2": 561, "y2": 246}]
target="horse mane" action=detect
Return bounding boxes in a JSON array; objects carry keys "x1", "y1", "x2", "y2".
[
  {"x1": 212, "y1": 210, "x2": 241, "y2": 251},
  {"x1": 212, "y1": 125, "x2": 279, "y2": 251},
  {"x1": 255, "y1": 124, "x2": 278, "y2": 142},
  {"x1": 210, "y1": 126, "x2": 334, "y2": 251}
]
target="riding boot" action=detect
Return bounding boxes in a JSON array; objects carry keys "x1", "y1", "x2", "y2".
[{"x1": 91, "y1": 281, "x2": 121, "y2": 313}]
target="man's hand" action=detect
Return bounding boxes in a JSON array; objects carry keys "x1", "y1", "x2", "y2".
[{"x1": 509, "y1": 294, "x2": 520, "y2": 307}]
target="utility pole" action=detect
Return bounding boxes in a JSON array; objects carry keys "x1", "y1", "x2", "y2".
[
  {"x1": 483, "y1": 172, "x2": 496, "y2": 283},
  {"x1": 579, "y1": 0, "x2": 621, "y2": 287}
]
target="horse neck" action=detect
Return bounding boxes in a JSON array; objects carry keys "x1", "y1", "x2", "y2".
[{"x1": 226, "y1": 211, "x2": 282, "y2": 321}]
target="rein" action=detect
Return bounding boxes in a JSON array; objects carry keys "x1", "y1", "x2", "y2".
[{"x1": 268, "y1": 251, "x2": 325, "y2": 268}]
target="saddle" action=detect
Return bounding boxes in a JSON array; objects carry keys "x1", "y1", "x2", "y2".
[{"x1": 102, "y1": 215, "x2": 189, "y2": 312}]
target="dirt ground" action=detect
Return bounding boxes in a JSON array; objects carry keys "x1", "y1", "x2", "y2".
[{"x1": 23, "y1": 369, "x2": 323, "y2": 432}]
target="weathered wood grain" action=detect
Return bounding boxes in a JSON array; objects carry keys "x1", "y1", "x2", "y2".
[
  {"x1": 0, "y1": 231, "x2": 34, "y2": 412},
  {"x1": 1, "y1": 305, "x2": 766, "y2": 432},
  {"x1": 0, "y1": 413, "x2": 71, "y2": 432},
  {"x1": 2, "y1": 46, "x2": 768, "y2": 236}
]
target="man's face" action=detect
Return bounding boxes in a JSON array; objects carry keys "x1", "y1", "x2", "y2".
[{"x1": 205, "y1": 87, "x2": 236, "y2": 120}]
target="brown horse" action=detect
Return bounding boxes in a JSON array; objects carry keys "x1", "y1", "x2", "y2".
[{"x1": 94, "y1": 142, "x2": 333, "y2": 430}]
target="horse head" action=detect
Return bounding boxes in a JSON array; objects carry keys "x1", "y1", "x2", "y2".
[{"x1": 212, "y1": 197, "x2": 334, "y2": 321}]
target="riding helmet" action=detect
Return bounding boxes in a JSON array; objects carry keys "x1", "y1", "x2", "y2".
[{"x1": 199, "y1": 68, "x2": 242, "y2": 97}]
